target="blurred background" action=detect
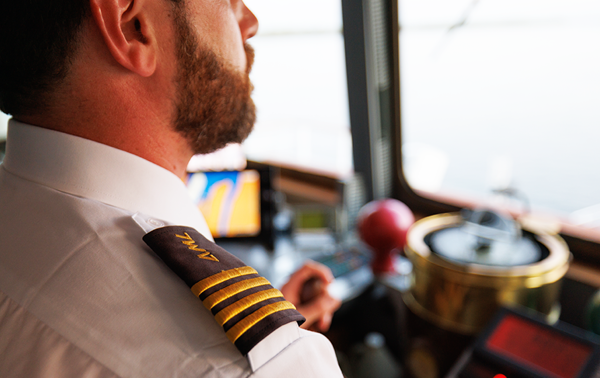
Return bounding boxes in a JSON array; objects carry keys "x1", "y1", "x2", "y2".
[{"x1": 2, "y1": 0, "x2": 600, "y2": 232}]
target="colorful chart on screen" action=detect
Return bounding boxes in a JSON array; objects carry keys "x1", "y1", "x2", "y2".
[{"x1": 185, "y1": 170, "x2": 261, "y2": 238}]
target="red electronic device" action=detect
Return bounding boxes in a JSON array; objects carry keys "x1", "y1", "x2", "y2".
[{"x1": 450, "y1": 307, "x2": 600, "y2": 378}]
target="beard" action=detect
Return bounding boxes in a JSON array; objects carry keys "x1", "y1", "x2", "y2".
[{"x1": 172, "y1": 8, "x2": 256, "y2": 155}]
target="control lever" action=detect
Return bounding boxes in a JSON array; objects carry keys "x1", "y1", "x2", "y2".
[{"x1": 357, "y1": 199, "x2": 415, "y2": 275}]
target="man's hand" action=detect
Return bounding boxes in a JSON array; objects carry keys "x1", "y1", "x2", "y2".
[{"x1": 280, "y1": 261, "x2": 342, "y2": 332}]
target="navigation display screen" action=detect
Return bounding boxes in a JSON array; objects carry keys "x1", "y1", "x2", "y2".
[{"x1": 185, "y1": 170, "x2": 261, "y2": 238}]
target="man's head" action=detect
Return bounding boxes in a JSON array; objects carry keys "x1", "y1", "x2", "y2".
[{"x1": 0, "y1": 0, "x2": 258, "y2": 165}]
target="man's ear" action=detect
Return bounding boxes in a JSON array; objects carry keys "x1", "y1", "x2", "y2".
[{"x1": 90, "y1": 0, "x2": 157, "y2": 77}]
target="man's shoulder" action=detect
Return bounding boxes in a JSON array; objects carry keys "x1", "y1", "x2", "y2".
[{"x1": 0, "y1": 172, "x2": 252, "y2": 378}]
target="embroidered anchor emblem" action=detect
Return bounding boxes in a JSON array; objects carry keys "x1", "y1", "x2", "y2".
[{"x1": 176, "y1": 233, "x2": 219, "y2": 262}]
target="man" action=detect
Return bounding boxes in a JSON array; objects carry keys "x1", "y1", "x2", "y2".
[{"x1": 0, "y1": 0, "x2": 342, "y2": 376}]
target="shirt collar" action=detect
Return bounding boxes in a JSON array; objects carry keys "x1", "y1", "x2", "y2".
[{"x1": 2, "y1": 120, "x2": 212, "y2": 240}]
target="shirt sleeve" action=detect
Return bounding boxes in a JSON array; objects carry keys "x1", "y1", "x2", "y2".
[
  {"x1": 138, "y1": 220, "x2": 344, "y2": 377},
  {"x1": 248, "y1": 325, "x2": 344, "y2": 378}
]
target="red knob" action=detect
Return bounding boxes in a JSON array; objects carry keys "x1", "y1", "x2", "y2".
[{"x1": 357, "y1": 199, "x2": 415, "y2": 274}]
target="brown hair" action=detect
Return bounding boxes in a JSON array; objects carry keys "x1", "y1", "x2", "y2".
[
  {"x1": 0, "y1": 0, "x2": 184, "y2": 116},
  {"x1": 0, "y1": 1, "x2": 92, "y2": 116}
]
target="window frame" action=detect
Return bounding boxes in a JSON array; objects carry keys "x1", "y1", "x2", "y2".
[{"x1": 341, "y1": 0, "x2": 600, "y2": 268}]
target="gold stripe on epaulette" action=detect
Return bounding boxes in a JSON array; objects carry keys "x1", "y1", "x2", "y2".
[
  {"x1": 226, "y1": 301, "x2": 297, "y2": 343},
  {"x1": 214, "y1": 288, "x2": 284, "y2": 326},
  {"x1": 203, "y1": 277, "x2": 270, "y2": 310},
  {"x1": 191, "y1": 266, "x2": 258, "y2": 297}
]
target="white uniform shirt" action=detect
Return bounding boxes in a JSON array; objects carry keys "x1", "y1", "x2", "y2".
[{"x1": 0, "y1": 121, "x2": 342, "y2": 378}]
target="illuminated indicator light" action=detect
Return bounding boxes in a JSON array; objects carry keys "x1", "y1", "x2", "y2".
[
  {"x1": 494, "y1": 375, "x2": 506, "y2": 378},
  {"x1": 486, "y1": 314, "x2": 592, "y2": 378}
]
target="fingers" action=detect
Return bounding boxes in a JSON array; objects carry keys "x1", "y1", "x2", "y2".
[
  {"x1": 289, "y1": 260, "x2": 334, "y2": 288},
  {"x1": 298, "y1": 291, "x2": 341, "y2": 332},
  {"x1": 280, "y1": 260, "x2": 334, "y2": 304},
  {"x1": 279, "y1": 260, "x2": 341, "y2": 333},
  {"x1": 298, "y1": 260, "x2": 334, "y2": 283}
]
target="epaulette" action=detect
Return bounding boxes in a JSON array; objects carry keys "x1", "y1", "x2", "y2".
[{"x1": 143, "y1": 225, "x2": 305, "y2": 355}]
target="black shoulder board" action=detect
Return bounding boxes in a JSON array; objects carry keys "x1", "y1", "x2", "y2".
[{"x1": 143, "y1": 226, "x2": 305, "y2": 355}]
